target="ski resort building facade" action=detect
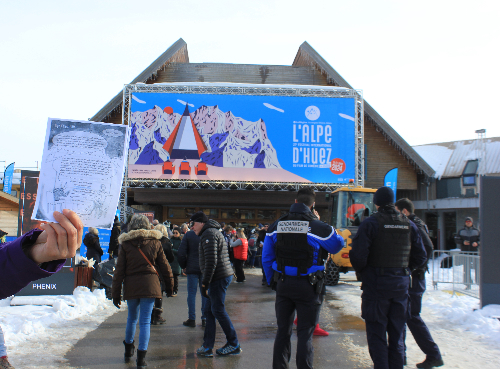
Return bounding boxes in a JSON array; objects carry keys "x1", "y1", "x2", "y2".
[{"x1": 91, "y1": 39, "x2": 434, "y2": 229}]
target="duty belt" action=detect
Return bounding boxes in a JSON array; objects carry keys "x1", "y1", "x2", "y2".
[{"x1": 273, "y1": 270, "x2": 325, "y2": 294}]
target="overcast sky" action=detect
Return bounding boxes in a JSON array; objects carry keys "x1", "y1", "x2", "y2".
[{"x1": 1, "y1": 0, "x2": 499, "y2": 170}]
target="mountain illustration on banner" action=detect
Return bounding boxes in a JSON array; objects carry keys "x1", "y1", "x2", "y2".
[{"x1": 129, "y1": 103, "x2": 281, "y2": 169}]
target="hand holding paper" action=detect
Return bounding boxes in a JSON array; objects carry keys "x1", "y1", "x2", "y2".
[{"x1": 29, "y1": 209, "x2": 84, "y2": 264}]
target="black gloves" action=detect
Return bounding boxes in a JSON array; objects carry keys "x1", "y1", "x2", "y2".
[
  {"x1": 201, "y1": 285, "x2": 210, "y2": 299},
  {"x1": 113, "y1": 297, "x2": 121, "y2": 309}
]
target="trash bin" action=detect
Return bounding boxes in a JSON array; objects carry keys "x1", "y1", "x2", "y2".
[{"x1": 74, "y1": 265, "x2": 93, "y2": 290}]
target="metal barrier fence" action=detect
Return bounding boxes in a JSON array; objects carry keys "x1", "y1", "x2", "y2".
[{"x1": 431, "y1": 250, "x2": 480, "y2": 298}]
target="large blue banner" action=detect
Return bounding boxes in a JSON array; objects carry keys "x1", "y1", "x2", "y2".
[
  {"x1": 384, "y1": 167, "x2": 398, "y2": 202},
  {"x1": 127, "y1": 93, "x2": 356, "y2": 184},
  {"x1": 2, "y1": 162, "x2": 14, "y2": 194}
]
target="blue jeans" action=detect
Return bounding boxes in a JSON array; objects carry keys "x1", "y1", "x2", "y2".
[
  {"x1": 0, "y1": 325, "x2": 6, "y2": 357},
  {"x1": 203, "y1": 275, "x2": 239, "y2": 349},
  {"x1": 125, "y1": 298, "x2": 155, "y2": 351},
  {"x1": 187, "y1": 273, "x2": 208, "y2": 321},
  {"x1": 249, "y1": 249, "x2": 257, "y2": 267}
]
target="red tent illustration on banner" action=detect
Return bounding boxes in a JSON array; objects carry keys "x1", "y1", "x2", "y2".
[{"x1": 163, "y1": 104, "x2": 207, "y2": 159}]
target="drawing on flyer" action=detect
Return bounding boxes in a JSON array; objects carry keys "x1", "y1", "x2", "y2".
[{"x1": 33, "y1": 118, "x2": 130, "y2": 229}]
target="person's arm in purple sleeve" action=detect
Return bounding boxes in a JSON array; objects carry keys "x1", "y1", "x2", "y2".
[{"x1": 0, "y1": 209, "x2": 83, "y2": 299}]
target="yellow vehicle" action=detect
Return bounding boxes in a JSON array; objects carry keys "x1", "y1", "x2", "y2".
[{"x1": 324, "y1": 184, "x2": 377, "y2": 286}]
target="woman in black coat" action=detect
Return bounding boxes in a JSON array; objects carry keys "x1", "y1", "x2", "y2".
[
  {"x1": 84, "y1": 227, "x2": 103, "y2": 264},
  {"x1": 108, "y1": 217, "x2": 121, "y2": 259}
]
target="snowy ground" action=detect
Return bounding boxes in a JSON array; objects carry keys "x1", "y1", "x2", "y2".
[
  {"x1": 325, "y1": 268, "x2": 500, "y2": 369},
  {"x1": 1, "y1": 267, "x2": 500, "y2": 368},
  {"x1": 0, "y1": 288, "x2": 116, "y2": 369}
]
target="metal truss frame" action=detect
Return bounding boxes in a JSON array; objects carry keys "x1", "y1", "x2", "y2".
[{"x1": 119, "y1": 83, "x2": 364, "y2": 215}]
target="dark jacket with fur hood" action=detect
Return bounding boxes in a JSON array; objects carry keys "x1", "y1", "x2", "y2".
[
  {"x1": 199, "y1": 220, "x2": 233, "y2": 285},
  {"x1": 112, "y1": 229, "x2": 173, "y2": 300}
]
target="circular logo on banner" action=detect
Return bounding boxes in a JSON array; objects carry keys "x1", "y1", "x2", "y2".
[
  {"x1": 330, "y1": 158, "x2": 346, "y2": 175},
  {"x1": 305, "y1": 106, "x2": 320, "y2": 121}
]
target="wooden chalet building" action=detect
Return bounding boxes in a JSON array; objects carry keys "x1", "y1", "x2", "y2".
[{"x1": 91, "y1": 38, "x2": 434, "y2": 227}]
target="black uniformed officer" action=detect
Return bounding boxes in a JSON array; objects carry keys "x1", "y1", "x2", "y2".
[
  {"x1": 395, "y1": 198, "x2": 444, "y2": 369},
  {"x1": 350, "y1": 187, "x2": 427, "y2": 369},
  {"x1": 262, "y1": 187, "x2": 344, "y2": 369}
]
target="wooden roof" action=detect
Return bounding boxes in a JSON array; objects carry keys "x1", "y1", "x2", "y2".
[
  {"x1": 90, "y1": 38, "x2": 189, "y2": 122},
  {"x1": 90, "y1": 39, "x2": 434, "y2": 178},
  {"x1": 0, "y1": 191, "x2": 19, "y2": 206},
  {"x1": 293, "y1": 41, "x2": 434, "y2": 177}
]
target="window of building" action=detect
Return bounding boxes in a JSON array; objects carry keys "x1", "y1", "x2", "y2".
[
  {"x1": 220, "y1": 209, "x2": 255, "y2": 219},
  {"x1": 202, "y1": 208, "x2": 219, "y2": 218},
  {"x1": 258, "y1": 210, "x2": 276, "y2": 220},
  {"x1": 436, "y1": 177, "x2": 461, "y2": 199},
  {"x1": 462, "y1": 160, "x2": 478, "y2": 186},
  {"x1": 239, "y1": 209, "x2": 254, "y2": 219},
  {"x1": 168, "y1": 207, "x2": 196, "y2": 219}
]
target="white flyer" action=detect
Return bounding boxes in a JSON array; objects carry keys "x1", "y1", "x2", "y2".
[{"x1": 32, "y1": 118, "x2": 130, "y2": 229}]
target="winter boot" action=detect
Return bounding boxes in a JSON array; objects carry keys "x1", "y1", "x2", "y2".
[
  {"x1": 136, "y1": 350, "x2": 147, "y2": 368},
  {"x1": 0, "y1": 356, "x2": 15, "y2": 369},
  {"x1": 157, "y1": 310, "x2": 166, "y2": 325},
  {"x1": 123, "y1": 340, "x2": 135, "y2": 363},
  {"x1": 151, "y1": 308, "x2": 163, "y2": 325},
  {"x1": 151, "y1": 308, "x2": 158, "y2": 325}
]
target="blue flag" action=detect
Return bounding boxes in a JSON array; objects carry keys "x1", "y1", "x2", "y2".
[
  {"x1": 2, "y1": 162, "x2": 15, "y2": 195},
  {"x1": 384, "y1": 167, "x2": 398, "y2": 202}
]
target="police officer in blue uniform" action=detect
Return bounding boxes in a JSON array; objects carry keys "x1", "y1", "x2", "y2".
[
  {"x1": 263, "y1": 187, "x2": 344, "y2": 369},
  {"x1": 350, "y1": 187, "x2": 427, "y2": 369},
  {"x1": 395, "y1": 198, "x2": 444, "y2": 369}
]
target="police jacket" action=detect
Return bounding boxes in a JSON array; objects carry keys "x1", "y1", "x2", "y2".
[
  {"x1": 199, "y1": 220, "x2": 233, "y2": 286},
  {"x1": 456, "y1": 225, "x2": 480, "y2": 252},
  {"x1": 177, "y1": 230, "x2": 202, "y2": 275},
  {"x1": 262, "y1": 202, "x2": 344, "y2": 285},
  {"x1": 350, "y1": 205, "x2": 427, "y2": 299}
]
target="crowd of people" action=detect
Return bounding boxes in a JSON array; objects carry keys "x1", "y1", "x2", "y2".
[
  {"x1": 107, "y1": 211, "x2": 272, "y2": 367},
  {"x1": 2, "y1": 185, "x2": 478, "y2": 369}
]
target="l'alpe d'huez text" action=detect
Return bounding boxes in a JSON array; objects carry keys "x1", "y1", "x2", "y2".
[
  {"x1": 292, "y1": 123, "x2": 332, "y2": 167},
  {"x1": 128, "y1": 105, "x2": 281, "y2": 169}
]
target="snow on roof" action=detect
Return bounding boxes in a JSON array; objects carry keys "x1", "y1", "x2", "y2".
[{"x1": 413, "y1": 137, "x2": 500, "y2": 179}]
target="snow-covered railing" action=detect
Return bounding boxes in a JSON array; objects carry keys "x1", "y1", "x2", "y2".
[{"x1": 431, "y1": 250, "x2": 480, "y2": 299}]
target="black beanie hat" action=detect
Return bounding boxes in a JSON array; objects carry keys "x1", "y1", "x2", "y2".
[
  {"x1": 373, "y1": 186, "x2": 395, "y2": 207},
  {"x1": 190, "y1": 211, "x2": 208, "y2": 223}
]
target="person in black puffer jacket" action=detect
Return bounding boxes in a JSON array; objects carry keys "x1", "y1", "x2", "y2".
[
  {"x1": 108, "y1": 217, "x2": 121, "y2": 259},
  {"x1": 191, "y1": 212, "x2": 241, "y2": 357},
  {"x1": 84, "y1": 227, "x2": 103, "y2": 264},
  {"x1": 169, "y1": 229, "x2": 183, "y2": 296}
]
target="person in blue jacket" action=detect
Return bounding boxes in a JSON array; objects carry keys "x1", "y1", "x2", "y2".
[
  {"x1": 263, "y1": 187, "x2": 344, "y2": 369},
  {"x1": 350, "y1": 187, "x2": 427, "y2": 369}
]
